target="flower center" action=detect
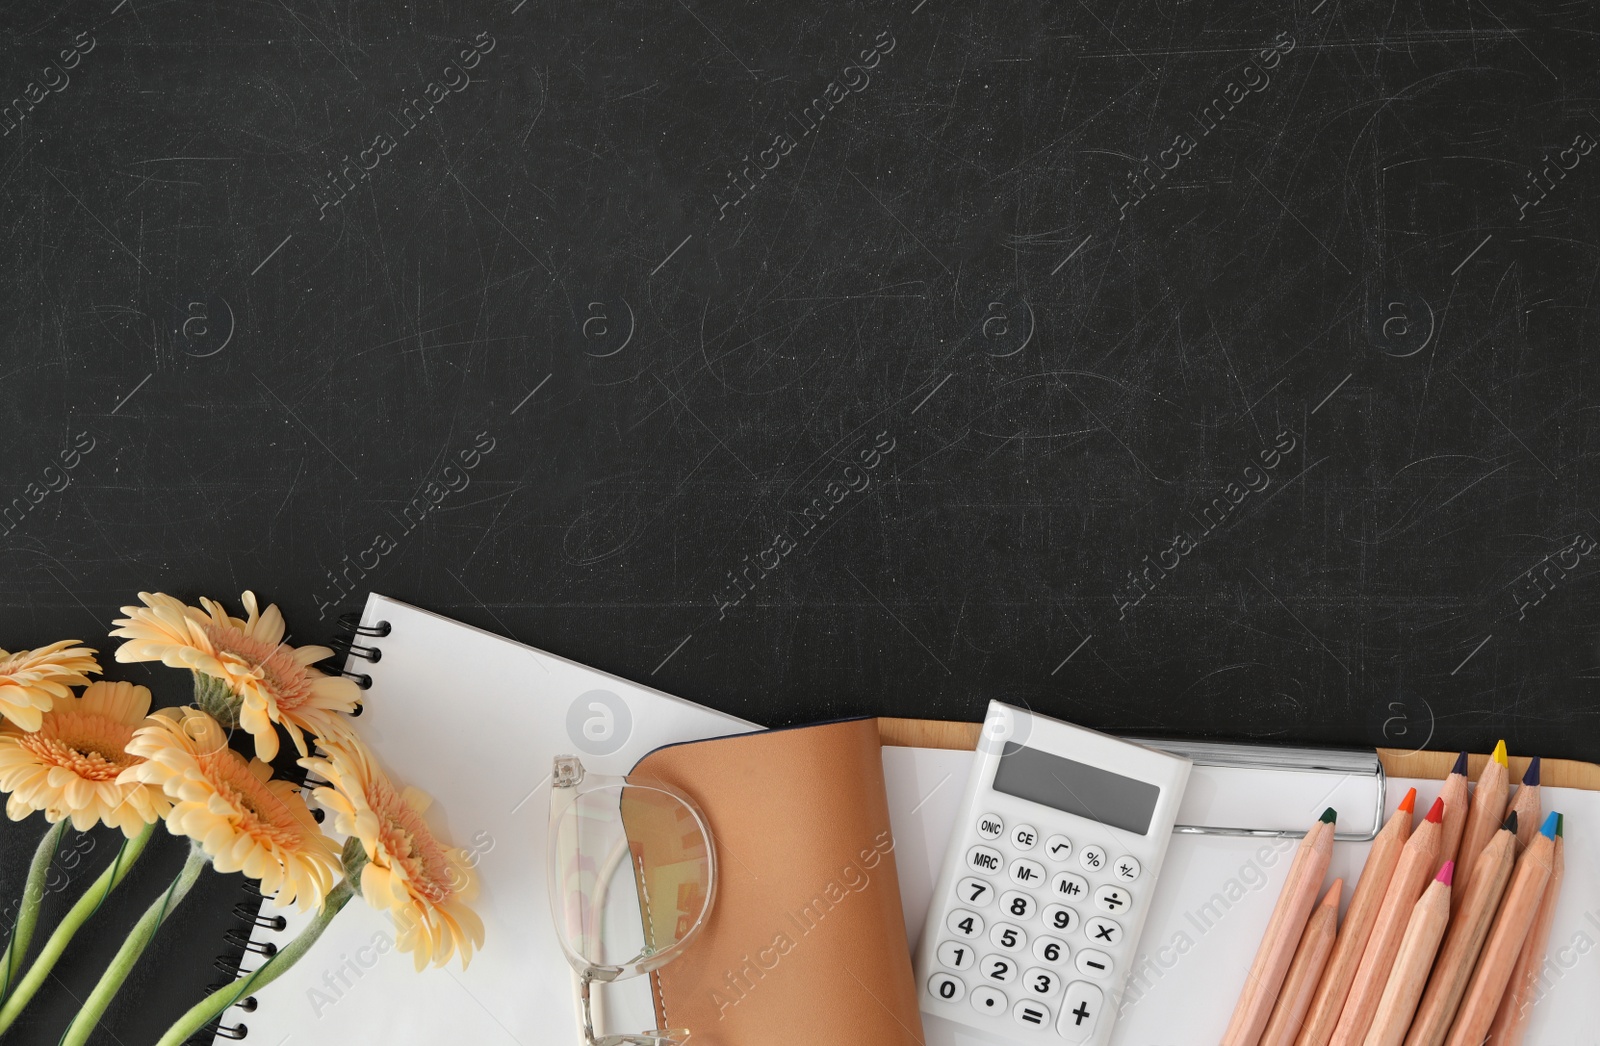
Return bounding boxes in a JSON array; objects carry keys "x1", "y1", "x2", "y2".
[
  {"x1": 372, "y1": 782, "x2": 453, "y2": 904},
  {"x1": 21, "y1": 712, "x2": 138, "y2": 782},
  {"x1": 200, "y1": 749, "x2": 309, "y2": 849},
  {"x1": 201, "y1": 622, "x2": 316, "y2": 711}
]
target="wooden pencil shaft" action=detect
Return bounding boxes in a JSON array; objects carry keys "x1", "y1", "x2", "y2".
[
  {"x1": 1329, "y1": 817, "x2": 1442, "y2": 1046},
  {"x1": 1362, "y1": 876, "x2": 1451, "y2": 1046},
  {"x1": 1402, "y1": 830, "x2": 1516, "y2": 1046},
  {"x1": 1296, "y1": 808, "x2": 1412, "y2": 1046},
  {"x1": 1436, "y1": 773, "x2": 1469, "y2": 872},
  {"x1": 1507, "y1": 785, "x2": 1540, "y2": 851},
  {"x1": 1486, "y1": 834, "x2": 1563, "y2": 1046},
  {"x1": 1452, "y1": 759, "x2": 1509, "y2": 918},
  {"x1": 1443, "y1": 834, "x2": 1554, "y2": 1046},
  {"x1": 1223, "y1": 820, "x2": 1335, "y2": 1046},
  {"x1": 1262, "y1": 883, "x2": 1342, "y2": 1046}
]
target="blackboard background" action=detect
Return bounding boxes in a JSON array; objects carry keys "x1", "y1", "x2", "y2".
[{"x1": 2, "y1": 0, "x2": 1597, "y2": 1041}]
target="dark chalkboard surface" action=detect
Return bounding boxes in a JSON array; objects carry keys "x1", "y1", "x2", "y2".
[{"x1": 2, "y1": 0, "x2": 1598, "y2": 1039}]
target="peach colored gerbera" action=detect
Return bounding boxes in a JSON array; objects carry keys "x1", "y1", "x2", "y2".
[
  {"x1": 110, "y1": 591, "x2": 359, "y2": 762},
  {"x1": 303, "y1": 738, "x2": 484, "y2": 970},
  {"x1": 120, "y1": 708, "x2": 342, "y2": 910},
  {"x1": 0, "y1": 681, "x2": 171, "y2": 836},
  {"x1": 0, "y1": 640, "x2": 100, "y2": 732}
]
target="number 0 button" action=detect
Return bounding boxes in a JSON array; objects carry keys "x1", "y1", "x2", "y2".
[{"x1": 928, "y1": 973, "x2": 965, "y2": 1003}]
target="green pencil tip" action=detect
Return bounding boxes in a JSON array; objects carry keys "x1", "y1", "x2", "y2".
[
  {"x1": 1320, "y1": 807, "x2": 1337, "y2": 824},
  {"x1": 1556, "y1": 813, "x2": 1564, "y2": 838}
]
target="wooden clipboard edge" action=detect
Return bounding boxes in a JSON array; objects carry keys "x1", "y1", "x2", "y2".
[{"x1": 877, "y1": 717, "x2": 1600, "y2": 792}]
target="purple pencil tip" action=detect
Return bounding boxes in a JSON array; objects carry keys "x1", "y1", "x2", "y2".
[
  {"x1": 1523, "y1": 756, "x2": 1541, "y2": 786},
  {"x1": 1451, "y1": 750, "x2": 1469, "y2": 776}
]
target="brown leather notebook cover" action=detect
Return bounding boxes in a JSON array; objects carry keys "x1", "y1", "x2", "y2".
[{"x1": 630, "y1": 718, "x2": 925, "y2": 1046}]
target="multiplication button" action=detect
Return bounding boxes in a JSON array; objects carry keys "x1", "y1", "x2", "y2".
[
  {"x1": 967, "y1": 845, "x2": 1004, "y2": 875},
  {"x1": 1084, "y1": 917, "x2": 1122, "y2": 946}
]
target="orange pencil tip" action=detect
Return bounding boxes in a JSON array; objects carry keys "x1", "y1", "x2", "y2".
[
  {"x1": 1424, "y1": 797, "x2": 1444, "y2": 823},
  {"x1": 1398, "y1": 787, "x2": 1417, "y2": 814}
]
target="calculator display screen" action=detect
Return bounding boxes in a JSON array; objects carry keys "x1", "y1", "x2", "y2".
[{"x1": 991, "y1": 744, "x2": 1161, "y2": 835}]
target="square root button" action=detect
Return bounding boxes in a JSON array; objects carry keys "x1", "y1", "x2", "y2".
[{"x1": 1055, "y1": 981, "x2": 1104, "y2": 1042}]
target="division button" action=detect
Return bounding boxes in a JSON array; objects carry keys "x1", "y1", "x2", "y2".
[
  {"x1": 1112, "y1": 854, "x2": 1141, "y2": 881},
  {"x1": 1093, "y1": 884, "x2": 1132, "y2": 914},
  {"x1": 976, "y1": 813, "x2": 1005, "y2": 840}
]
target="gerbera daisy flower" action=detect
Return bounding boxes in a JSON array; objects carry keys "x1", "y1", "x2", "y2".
[
  {"x1": 0, "y1": 681, "x2": 170, "y2": 836},
  {"x1": 120, "y1": 708, "x2": 342, "y2": 910},
  {"x1": 0, "y1": 640, "x2": 100, "y2": 731},
  {"x1": 303, "y1": 738, "x2": 484, "y2": 970},
  {"x1": 110, "y1": 591, "x2": 359, "y2": 762}
]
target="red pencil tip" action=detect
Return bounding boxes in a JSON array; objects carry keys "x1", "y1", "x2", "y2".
[
  {"x1": 1398, "y1": 787, "x2": 1417, "y2": 815},
  {"x1": 1425, "y1": 797, "x2": 1444, "y2": 823},
  {"x1": 1437, "y1": 860, "x2": 1454, "y2": 885}
]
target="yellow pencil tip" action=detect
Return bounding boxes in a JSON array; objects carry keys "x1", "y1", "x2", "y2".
[{"x1": 1491, "y1": 740, "x2": 1508, "y2": 767}]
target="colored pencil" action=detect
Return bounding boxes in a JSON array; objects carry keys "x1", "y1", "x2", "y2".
[
  {"x1": 1436, "y1": 752, "x2": 1470, "y2": 873},
  {"x1": 1403, "y1": 814, "x2": 1518, "y2": 1046},
  {"x1": 1297, "y1": 791, "x2": 1417, "y2": 1046},
  {"x1": 1452, "y1": 740, "x2": 1509, "y2": 919},
  {"x1": 1443, "y1": 813, "x2": 1558, "y2": 1046},
  {"x1": 1329, "y1": 798, "x2": 1444, "y2": 1046},
  {"x1": 1485, "y1": 814, "x2": 1563, "y2": 1046},
  {"x1": 1222, "y1": 808, "x2": 1338, "y2": 1046},
  {"x1": 1363, "y1": 862, "x2": 1453, "y2": 1046},
  {"x1": 1505, "y1": 757, "x2": 1541, "y2": 851},
  {"x1": 1262, "y1": 879, "x2": 1343, "y2": 1046}
]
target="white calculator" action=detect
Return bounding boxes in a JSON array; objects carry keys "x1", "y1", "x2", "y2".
[{"x1": 914, "y1": 702, "x2": 1191, "y2": 1044}]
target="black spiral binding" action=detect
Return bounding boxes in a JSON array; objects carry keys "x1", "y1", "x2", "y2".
[{"x1": 196, "y1": 611, "x2": 389, "y2": 1043}]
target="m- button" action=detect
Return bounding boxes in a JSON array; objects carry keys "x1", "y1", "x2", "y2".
[{"x1": 967, "y1": 845, "x2": 1005, "y2": 875}]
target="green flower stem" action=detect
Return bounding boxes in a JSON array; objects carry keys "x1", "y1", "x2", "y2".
[
  {"x1": 154, "y1": 878, "x2": 357, "y2": 1046},
  {"x1": 59, "y1": 841, "x2": 210, "y2": 1046},
  {"x1": 0, "y1": 821, "x2": 153, "y2": 1037},
  {"x1": 0, "y1": 819, "x2": 69, "y2": 1004}
]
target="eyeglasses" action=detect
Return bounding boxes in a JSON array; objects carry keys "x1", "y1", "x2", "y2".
[{"x1": 548, "y1": 755, "x2": 716, "y2": 1046}]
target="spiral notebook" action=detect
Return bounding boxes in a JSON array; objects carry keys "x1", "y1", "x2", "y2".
[{"x1": 214, "y1": 594, "x2": 756, "y2": 1044}]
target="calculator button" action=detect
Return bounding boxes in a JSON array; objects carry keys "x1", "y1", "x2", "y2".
[
  {"x1": 1056, "y1": 981, "x2": 1105, "y2": 1042},
  {"x1": 957, "y1": 876, "x2": 995, "y2": 908},
  {"x1": 999, "y1": 891, "x2": 1037, "y2": 921},
  {"x1": 1008, "y1": 859, "x2": 1046, "y2": 887},
  {"x1": 967, "y1": 845, "x2": 1005, "y2": 875},
  {"x1": 1077, "y1": 844, "x2": 1107, "y2": 873},
  {"x1": 928, "y1": 972, "x2": 966, "y2": 1003},
  {"x1": 1021, "y1": 966, "x2": 1062, "y2": 997},
  {"x1": 1033, "y1": 935, "x2": 1069, "y2": 966},
  {"x1": 990, "y1": 923, "x2": 1027, "y2": 951},
  {"x1": 1075, "y1": 949, "x2": 1114, "y2": 979},
  {"x1": 978, "y1": 954, "x2": 1017, "y2": 984},
  {"x1": 970, "y1": 985, "x2": 1007, "y2": 1015},
  {"x1": 947, "y1": 909, "x2": 984, "y2": 938},
  {"x1": 1112, "y1": 855, "x2": 1141, "y2": 882},
  {"x1": 1010, "y1": 823, "x2": 1039, "y2": 850},
  {"x1": 1044, "y1": 834, "x2": 1073, "y2": 862},
  {"x1": 1094, "y1": 885, "x2": 1132, "y2": 914},
  {"x1": 1014, "y1": 998, "x2": 1052, "y2": 1029},
  {"x1": 1050, "y1": 871, "x2": 1089, "y2": 901},
  {"x1": 1084, "y1": 917, "x2": 1122, "y2": 946},
  {"x1": 938, "y1": 940, "x2": 977, "y2": 970},
  {"x1": 1041, "y1": 904, "x2": 1079, "y2": 934},
  {"x1": 976, "y1": 814, "x2": 1005, "y2": 841}
]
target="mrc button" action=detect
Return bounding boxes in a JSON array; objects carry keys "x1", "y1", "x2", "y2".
[{"x1": 967, "y1": 845, "x2": 1005, "y2": 875}]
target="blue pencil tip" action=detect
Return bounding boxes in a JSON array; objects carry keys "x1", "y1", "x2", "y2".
[
  {"x1": 1540, "y1": 811, "x2": 1559, "y2": 839},
  {"x1": 1523, "y1": 756, "x2": 1541, "y2": 786}
]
